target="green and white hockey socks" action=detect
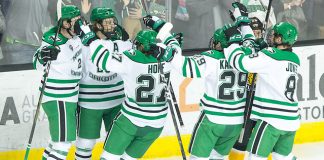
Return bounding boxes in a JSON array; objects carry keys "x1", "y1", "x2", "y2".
[
  {"x1": 75, "y1": 137, "x2": 96, "y2": 160},
  {"x1": 46, "y1": 142, "x2": 71, "y2": 160}
]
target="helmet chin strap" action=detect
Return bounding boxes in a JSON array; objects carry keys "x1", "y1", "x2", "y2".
[{"x1": 62, "y1": 20, "x2": 74, "y2": 37}]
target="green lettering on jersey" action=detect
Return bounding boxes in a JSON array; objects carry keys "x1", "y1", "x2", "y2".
[
  {"x1": 42, "y1": 27, "x2": 68, "y2": 46},
  {"x1": 201, "y1": 50, "x2": 225, "y2": 60}
]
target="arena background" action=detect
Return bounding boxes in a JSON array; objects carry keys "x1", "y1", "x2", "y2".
[{"x1": 0, "y1": 0, "x2": 324, "y2": 159}]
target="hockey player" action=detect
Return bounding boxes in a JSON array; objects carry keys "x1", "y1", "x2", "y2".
[
  {"x1": 223, "y1": 2, "x2": 300, "y2": 160},
  {"x1": 232, "y1": 17, "x2": 268, "y2": 152},
  {"x1": 150, "y1": 25, "x2": 248, "y2": 159},
  {"x1": 32, "y1": 5, "x2": 84, "y2": 160},
  {"x1": 74, "y1": 15, "x2": 180, "y2": 159},
  {"x1": 185, "y1": 28, "x2": 247, "y2": 160},
  {"x1": 75, "y1": 7, "x2": 132, "y2": 160}
]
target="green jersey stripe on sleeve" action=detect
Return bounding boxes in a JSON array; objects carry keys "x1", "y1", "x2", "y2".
[
  {"x1": 91, "y1": 44, "x2": 104, "y2": 62},
  {"x1": 42, "y1": 90, "x2": 79, "y2": 98},
  {"x1": 192, "y1": 58, "x2": 201, "y2": 78},
  {"x1": 238, "y1": 53, "x2": 248, "y2": 72},
  {"x1": 254, "y1": 96, "x2": 298, "y2": 106},
  {"x1": 182, "y1": 58, "x2": 188, "y2": 77},
  {"x1": 228, "y1": 47, "x2": 243, "y2": 64},
  {"x1": 47, "y1": 78, "x2": 80, "y2": 83},
  {"x1": 204, "y1": 110, "x2": 244, "y2": 117},
  {"x1": 251, "y1": 110, "x2": 300, "y2": 120}
]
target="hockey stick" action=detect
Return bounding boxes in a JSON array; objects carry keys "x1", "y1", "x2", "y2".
[
  {"x1": 170, "y1": 83, "x2": 184, "y2": 126},
  {"x1": 158, "y1": 60, "x2": 187, "y2": 160},
  {"x1": 23, "y1": 19, "x2": 62, "y2": 160},
  {"x1": 237, "y1": 0, "x2": 273, "y2": 145}
]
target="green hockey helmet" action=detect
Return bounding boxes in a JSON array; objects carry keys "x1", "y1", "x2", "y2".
[
  {"x1": 90, "y1": 7, "x2": 116, "y2": 22},
  {"x1": 210, "y1": 28, "x2": 228, "y2": 50},
  {"x1": 272, "y1": 22, "x2": 298, "y2": 45},
  {"x1": 134, "y1": 29, "x2": 157, "y2": 52},
  {"x1": 60, "y1": 5, "x2": 81, "y2": 21}
]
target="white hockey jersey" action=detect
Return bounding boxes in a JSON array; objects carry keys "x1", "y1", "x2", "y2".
[
  {"x1": 33, "y1": 27, "x2": 84, "y2": 103},
  {"x1": 78, "y1": 40, "x2": 132, "y2": 110},
  {"x1": 88, "y1": 34, "x2": 181, "y2": 128},
  {"x1": 224, "y1": 42, "x2": 300, "y2": 131},
  {"x1": 171, "y1": 49, "x2": 247, "y2": 125}
]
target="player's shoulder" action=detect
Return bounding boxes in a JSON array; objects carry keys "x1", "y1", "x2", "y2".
[
  {"x1": 123, "y1": 49, "x2": 159, "y2": 64},
  {"x1": 201, "y1": 50, "x2": 225, "y2": 60},
  {"x1": 260, "y1": 47, "x2": 300, "y2": 65},
  {"x1": 42, "y1": 27, "x2": 68, "y2": 46}
]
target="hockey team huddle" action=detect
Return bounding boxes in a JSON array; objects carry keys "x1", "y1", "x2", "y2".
[{"x1": 31, "y1": 2, "x2": 300, "y2": 160}]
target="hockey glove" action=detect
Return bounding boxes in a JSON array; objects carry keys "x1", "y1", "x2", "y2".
[
  {"x1": 143, "y1": 15, "x2": 166, "y2": 33},
  {"x1": 149, "y1": 43, "x2": 176, "y2": 62},
  {"x1": 172, "y1": 32, "x2": 184, "y2": 48},
  {"x1": 230, "y1": 2, "x2": 250, "y2": 26},
  {"x1": 39, "y1": 45, "x2": 60, "y2": 65},
  {"x1": 111, "y1": 24, "x2": 129, "y2": 41},
  {"x1": 74, "y1": 19, "x2": 97, "y2": 46},
  {"x1": 223, "y1": 24, "x2": 242, "y2": 45},
  {"x1": 149, "y1": 43, "x2": 166, "y2": 60}
]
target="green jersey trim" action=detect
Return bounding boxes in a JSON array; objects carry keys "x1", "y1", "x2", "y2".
[
  {"x1": 121, "y1": 107, "x2": 167, "y2": 120},
  {"x1": 92, "y1": 44, "x2": 104, "y2": 62},
  {"x1": 78, "y1": 94, "x2": 125, "y2": 102},
  {"x1": 228, "y1": 48, "x2": 243, "y2": 63},
  {"x1": 252, "y1": 110, "x2": 300, "y2": 120},
  {"x1": 192, "y1": 59, "x2": 201, "y2": 77},
  {"x1": 261, "y1": 48, "x2": 300, "y2": 65},
  {"x1": 127, "y1": 97, "x2": 166, "y2": 107},
  {"x1": 42, "y1": 27, "x2": 68, "y2": 46},
  {"x1": 42, "y1": 90, "x2": 79, "y2": 98},
  {"x1": 254, "y1": 96, "x2": 298, "y2": 106},
  {"x1": 203, "y1": 94, "x2": 246, "y2": 105},
  {"x1": 182, "y1": 58, "x2": 188, "y2": 77},
  {"x1": 79, "y1": 81, "x2": 123, "y2": 88},
  {"x1": 201, "y1": 50, "x2": 225, "y2": 60},
  {"x1": 204, "y1": 110, "x2": 244, "y2": 117},
  {"x1": 47, "y1": 78, "x2": 80, "y2": 83},
  {"x1": 238, "y1": 53, "x2": 248, "y2": 72},
  {"x1": 33, "y1": 55, "x2": 38, "y2": 69}
]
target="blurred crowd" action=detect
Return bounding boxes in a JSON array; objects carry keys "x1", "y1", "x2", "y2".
[{"x1": 0, "y1": 0, "x2": 323, "y2": 65}]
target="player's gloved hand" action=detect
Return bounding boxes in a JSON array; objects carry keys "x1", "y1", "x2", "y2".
[
  {"x1": 143, "y1": 15, "x2": 166, "y2": 33},
  {"x1": 229, "y1": 2, "x2": 250, "y2": 26},
  {"x1": 223, "y1": 24, "x2": 242, "y2": 45},
  {"x1": 39, "y1": 45, "x2": 60, "y2": 65},
  {"x1": 74, "y1": 19, "x2": 97, "y2": 46},
  {"x1": 149, "y1": 43, "x2": 166, "y2": 60},
  {"x1": 172, "y1": 32, "x2": 184, "y2": 48},
  {"x1": 149, "y1": 43, "x2": 176, "y2": 62},
  {"x1": 111, "y1": 24, "x2": 129, "y2": 41}
]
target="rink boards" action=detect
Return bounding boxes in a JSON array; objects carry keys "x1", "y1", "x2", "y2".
[{"x1": 0, "y1": 44, "x2": 324, "y2": 159}]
